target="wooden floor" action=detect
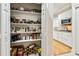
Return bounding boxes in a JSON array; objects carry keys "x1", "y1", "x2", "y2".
[{"x1": 53, "y1": 39, "x2": 72, "y2": 56}]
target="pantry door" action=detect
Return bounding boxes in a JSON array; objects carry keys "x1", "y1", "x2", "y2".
[
  {"x1": 75, "y1": 4, "x2": 79, "y2": 55},
  {"x1": 72, "y1": 3, "x2": 79, "y2": 55},
  {"x1": 0, "y1": 3, "x2": 10, "y2": 56},
  {"x1": 0, "y1": 4, "x2": 1, "y2": 55}
]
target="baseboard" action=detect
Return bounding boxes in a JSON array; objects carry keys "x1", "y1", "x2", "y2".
[{"x1": 75, "y1": 53, "x2": 79, "y2": 56}]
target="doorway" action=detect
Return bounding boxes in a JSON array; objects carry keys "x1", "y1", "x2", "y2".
[{"x1": 52, "y1": 3, "x2": 73, "y2": 56}]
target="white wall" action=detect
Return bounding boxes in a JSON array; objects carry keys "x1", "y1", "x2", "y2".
[
  {"x1": 53, "y1": 9, "x2": 72, "y2": 28},
  {"x1": 45, "y1": 3, "x2": 53, "y2": 56},
  {"x1": 59, "y1": 9, "x2": 72, "y2": 19},
  {"x1": 41, "y1": 3, "x2": 53, "y2": 56},
  {"x1": 53, "y1": 31, "x2": 72, "y2": 46}
]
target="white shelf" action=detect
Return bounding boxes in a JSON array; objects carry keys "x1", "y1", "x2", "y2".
[
  {"x1": 11, "y1": 10, "x2": 41, "y2": 15},
  {"x1": 11, "y1": 39, "x2": 41, "y2": 43},
  {"x1": 62, "y1": 23, "x2": 72, "y2": 25},
  {"x1": 11, "y1": 23, "x2": 41, "y2": 26},
  {"x1": 11, "y1": 32, "x2": 41, "y2": 34}
]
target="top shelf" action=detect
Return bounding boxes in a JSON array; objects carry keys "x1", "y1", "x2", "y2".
[{"x1": 11, "y1": 10, "x2": 41, "y2": 15}]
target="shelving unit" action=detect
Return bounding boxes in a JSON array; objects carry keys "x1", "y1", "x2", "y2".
[{"x1": 10, "y1": 3, "x2": 41, "y2": 56}]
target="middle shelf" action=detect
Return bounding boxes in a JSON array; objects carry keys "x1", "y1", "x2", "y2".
[
  {"x1": 11, "y1": 23, "x2": 41, "y2": 26},
  {"x1": 12, "y1": 39, "x2": 41, "y2": 44},
  {"x1": 11, "y1": 31, "x2": 41, "y2": 34}
]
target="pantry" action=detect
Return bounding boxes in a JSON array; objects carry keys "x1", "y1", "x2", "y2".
[{"x1": 10, "y1": 3, "x2": 42, "y2": 56}]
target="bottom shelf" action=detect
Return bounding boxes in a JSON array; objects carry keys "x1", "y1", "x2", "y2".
[
  {"x1": 11, "y1": 39, "x2": 41, "y2": 43},
  {"x1": 10, "y1": 43, "x2": 41, "y2": 56},
  {"x1": 26, "y1": 53, "x2": 41, "y2": 56}
]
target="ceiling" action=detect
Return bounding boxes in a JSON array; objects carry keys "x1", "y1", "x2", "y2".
[{"x1": 53, "y1": 3, "x2": 71, "y2": 16}]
